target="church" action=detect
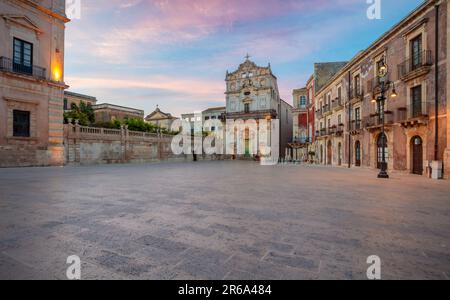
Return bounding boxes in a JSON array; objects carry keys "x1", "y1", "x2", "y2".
[{"x1": 225, "y1": 56, "x2": 293, "y2": 159}]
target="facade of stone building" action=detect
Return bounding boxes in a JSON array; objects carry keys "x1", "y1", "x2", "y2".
[
  {"x1": 202, "y1": 106, "x2": 225, "y2": 133},
  {"x1": 291, "y1": 63, "x2": 347, "y2": 163},
  {"x1": 63, "y1": 91, "x2": 97, "y2": 111},
  {"x1": 92, "y1": 103, "x2": 144, "y2": 123},
  {"x1": 145, "y1": 106, "x2": 177, "y2": 130},
  {"x1": 289, "y1": 88, "x2": 308, "y2": 161},
  {"x1": 446, "y1": 0, "x2": 450, "y2": 178},
  {"x1": 313, "y1": 0, "x2": 448, "y2": 178},
  {"x1": 0, "y1": 0, "x2": 69, "y2": 167},
  {"x1": 225, "y1": 58, "x2": 292, "y2": 159}
]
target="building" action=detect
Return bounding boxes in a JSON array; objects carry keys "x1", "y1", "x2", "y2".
[
  {"x1": 202, "y1": 106, "x2": 226, "y2": 133},
  {"x1": 289, "y1": 88, "x2": 308, "y2": 161},
  {"x1": 313, "y1": 0, "x2": 448, "y2": 178},
  {"x1": 92, "y1": 103, "x2": 144, "y2": 123},
  {"x1": 290, "y1": 62, "x2": 347, "y2": 163},
  {"x1": 63, "y1": 91, "x2": 97, "y2": 111},
  {"x1": 145, "y1": 106, "x2": 177, "y2": 130},
  {"x1": 225, "y1": 57, "x2": 292, "y2": 159},
  {"x1": 0, "y1": 0, "x2": 69, "y2": 167}
]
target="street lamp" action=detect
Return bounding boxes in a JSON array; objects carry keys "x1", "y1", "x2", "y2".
[{"x1": 373, "y1": 58, "x2": 397, "y2": 179}]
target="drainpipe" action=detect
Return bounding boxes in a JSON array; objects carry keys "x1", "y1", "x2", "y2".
[
  {"x1": 434, "y1": 3, "x2": 440, "y2": 161},
  {"x1": 348, "y1": 71, "x2": 352, "y2": 168}
]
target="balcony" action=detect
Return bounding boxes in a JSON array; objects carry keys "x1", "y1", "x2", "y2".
[
  {"x1": 322, "y1": 104, "x2": 332, "y2": 116},
  {"x1": 350, "y1": 119, "x2": 362, "y2": 134},
  {"x1": 349, "y1": 88, "x2": 364, "y2": 104},
  {"x1": 293, "y1": 137, "x2": 312, "y2": 144},
  {"x1": 316, "y1": 128, "x2": 329, "y2": 138},
  {"x1": 366, "y1": 111, "x2": 394, "y2": 131},
  {"x1": 0, "y1": 56, "x2": 47, "y2": 80},
  {"x1": 398, "y1": 103, "x2": 430, "y2": 128},
  {"x1": 335, "y1": 124, "x2": 345, "y2": 136},
  {"x1": 332, "y1": 98, "x2": 344, "y2": 111},
  {"x1": 315, "y1": 108, "x2": 323, "y2": 119},
  {"x1": 398, "y1": 50, "x2": 432, "y2": 82},
  {"x1": 225, "y1": 109, "x2": 277, "y2": 120}
]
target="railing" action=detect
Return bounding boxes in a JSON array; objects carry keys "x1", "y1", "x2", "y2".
[
  {"x1": 367, "y1": 111, "x2": 394, "y2": 127},
  {"x1": 293, "y1": 137, "x2": 312, "y2": 144},
  {"x1": 332, "y1": 98, "x2": 343, "y2": 110},
  {"x1": 349, "y1": 88, "x2": 364, "y2": 102},
  {"x1": 335, "y1": 124, "x2": 344, "y2": 136},
  {"x1": 350, "y1": 119, "x2": 362, "y2": 131},
  {"x1": 0, "y1": 56, "x2": 47, "y2": 80},
  {"x1": 322, "y1": 104, "x2": 331, "y2": 114},
  {"x1": 398, "y1": 50, "x2": 432, "y2": 79},
  {"x1": 67, "y1": 124, "x2": 171, "y2": 140},
  {"x1": 315, "y1": 109, "x2": 323, "y2": 119}
]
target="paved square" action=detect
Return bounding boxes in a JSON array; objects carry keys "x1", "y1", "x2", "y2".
[{"x1": 1, "y1": 161, "x2": 449, "y2": 280}]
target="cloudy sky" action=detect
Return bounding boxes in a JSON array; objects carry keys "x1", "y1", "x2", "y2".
[{"x1": 65, "y1": 0, "x2": 424, "y2": 117}]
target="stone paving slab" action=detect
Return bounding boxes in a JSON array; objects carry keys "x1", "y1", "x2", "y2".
[{"x1": 0, "y1": 161, "x2": 450, "y2": 280}]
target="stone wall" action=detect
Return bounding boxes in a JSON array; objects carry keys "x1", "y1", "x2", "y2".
[{"x1": 64, "y1": 123, "x2": 184, "y2": 165}]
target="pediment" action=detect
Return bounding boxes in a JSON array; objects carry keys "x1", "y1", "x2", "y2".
[
  {"x1": 146, "y1": 110, "x2": 173, "y2": 120},
  {"x1": 1, "y1": 14, "x2": 43, "y2": 35}
]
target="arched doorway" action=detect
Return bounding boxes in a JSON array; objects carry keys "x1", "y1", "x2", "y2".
[
  {"x1": 411, "y1": 136, "x2": 423, "y2": 175},
  {"x1": 338, "y1": 143, "x2": 342, "y2": 166},
  {"x1": 355, "y1": 141, "x2": 361, "y2": 167},
  {"x1": 327, "y1": 141, "x2": 332, "y2": 165},
  {"x1": 377, "y1": 133, "x2": 388, "y2": 170}
]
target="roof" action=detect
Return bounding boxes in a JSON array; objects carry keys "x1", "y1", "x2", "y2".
[
  {"x1": 315, "y1": 0, "x2": 435, "y2": 95},
  {"x1": 145, "y1": 107, "x2": 177, "y2": 121},
  {"x1": 92, "y1": 103, "x2": 144, "y2": 115},
  {"x1": 203, "y1": 106, "x2": 226, "y2": 113},
  {"x1": 314, "y1": 62, "x2": 348, "y2": 93},
  {"x1": 64, "y1": 91, "x2": 97, "y2": 102}
]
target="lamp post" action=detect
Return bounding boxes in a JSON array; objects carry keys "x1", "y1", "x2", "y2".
[{"x1": 373, "y1": 58, "x2": 397, "y2": 179}]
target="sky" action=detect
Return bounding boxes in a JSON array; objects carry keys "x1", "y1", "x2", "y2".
[{"x1": 65, "y1": 0, "x2": 425, "y2": 117}]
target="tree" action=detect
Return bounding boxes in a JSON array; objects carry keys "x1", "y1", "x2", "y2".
[{"x1": 63, "y1": 101, "x2": 95, "y2": 126}]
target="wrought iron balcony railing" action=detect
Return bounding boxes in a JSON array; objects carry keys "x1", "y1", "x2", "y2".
[
  {"x1": 398, "y1": 50, "x2": 432, "y2": 80},
  {"x1": 0, "y1": 56, "x2": 47, "y2": 80},
  {"x1": 350, "y1": 119, "x2": 362, "y2": 131},
  {"x1": 349, "y1": 88, "x2": 364, "y2": 103},
  {"x1": 332, "y1": 98, "x2": 344, "y2": 110}
]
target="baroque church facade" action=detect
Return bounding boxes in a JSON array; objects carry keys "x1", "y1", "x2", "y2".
[{"x1": 225, "y1": 57, "x2": 293, "y2": 159}]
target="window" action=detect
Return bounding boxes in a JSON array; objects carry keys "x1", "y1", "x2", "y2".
[
  {"x1": 411, "y1": 85, "x2": 422, "y2": 117},
  {"x1": 337, "y1": 87, "x2": 342, "y2": 101},
  {"x1": 376, "y1": 58, "x2": 385, "y2": 84},
  {"x1": 13, "y1": 38, "x2": 33, "y2": 75},
  {"x1": 13, "y1": 110, "x2": 30, "y2": 137},
  {"x1": 63, "y1": 98, "x2": 68, "y2": 111},
  {"x1": 411, "y1": 35, "x2": 423, "y2": 70},
  {"x1": 211, "y1": 126, "x2": 216, "y2": 131},
  {"x1": 355, "y1": 107, "x2": 361, "y2": 121},
  {"x1": 355, "y1": 107, "x2": 361, "y2": 129},
  {"x1": 244, "y1": 103, "x2": 250, "y2": 113},
  {"x1": 338, "y1": 115, "x2": 342, "y2": 125},
  {"x1": 212, "y1": 116, "x2": 217, "y2": 120},
  {"x1": 299, "y1": 96, "x2": 306, "y2": 108},
  {"x1": 354, "y1": 74, "x2": 361, "y2": 95},
  {"x1": 205, "y1": 116, "x2": 210, "y2": 121}
]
